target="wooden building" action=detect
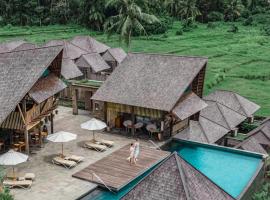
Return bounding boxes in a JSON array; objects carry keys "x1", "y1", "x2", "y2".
[
  {"x1": 91, "y1": 53, "x2": 208, "y2": 137},
  {"x1": 0, "y1": 45, "x2": 66, "y2": 154}
]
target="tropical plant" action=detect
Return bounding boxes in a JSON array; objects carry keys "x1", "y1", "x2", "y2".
[
  {"x1": 104, "y1": 0, "x2": 159, "y2": 50},
  {"x1": 178, "y1": 0, "x2": 201, "y2": 22},
  {"x1": 0, "y1": 167, "x2": 13, "y2": 200},
  {"x1": 224, "y1": 0, "x2": 244, "y2": 21},
  {"x1": 252, "y1": 182, "x2": 270, "y2": 200}
]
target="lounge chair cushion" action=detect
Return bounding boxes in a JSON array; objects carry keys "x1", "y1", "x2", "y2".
[
  {"x1": 24, "y1": 173, "x2": 35, "y2": 180},
  {"x1": 85, "y1": 142, "x2": 107, "y2": 151},
  {"x1": 65, "y1": 155, "x2": 84, "y2": 162},
  {"x1": 53, "y1": 157, "x2": 77, "y2": 168},
  {"x1": 99, "y1": 139, "x2": 114, "y2": 147},
  {"x1": 3, "y1": 180, "x2": 32, "y2": 188}
]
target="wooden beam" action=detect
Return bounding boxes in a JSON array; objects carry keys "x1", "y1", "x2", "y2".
[
  {"x1": 50, "y1": 113, "x2": 54, "y2": 134},
  {"x1": 22, "y1": 100, "x2": 29, "y2": 154},
  {"x1": 17, "y1": 104, "x2": 26, "y2": 125},
  {"x1": 72, "y1": 87, "x2": 78, "y2": 115}
]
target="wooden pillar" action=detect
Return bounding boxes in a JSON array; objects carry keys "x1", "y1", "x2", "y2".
[
  {"x1": 103, "y1": 102, "x2": 107, "y2": 123},
  {"x1": 131, "y1": 106, "x2": 135, "y2": 136},
  {"x1": 50, "y1": 113, "x2": 54, "y2": 134},
  {"x1": 72, "y1": 87, "x2": 78, "y2": 115},
  {"x1": 22, "y1": 100, "x2": 29, "y2": 154}
]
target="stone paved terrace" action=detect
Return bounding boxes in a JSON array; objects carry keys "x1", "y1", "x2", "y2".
[{"x1": 9, "y1": 106, "x2": 166, "y2": 200}]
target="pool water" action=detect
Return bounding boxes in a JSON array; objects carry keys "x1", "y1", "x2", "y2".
[{"x1": 166, "y1": 140, "x2": 263, "y2": 198}]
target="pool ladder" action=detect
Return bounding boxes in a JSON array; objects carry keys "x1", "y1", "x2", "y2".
[{"x1": 149, "y1": 140, "x2": 161, "y2": 150}]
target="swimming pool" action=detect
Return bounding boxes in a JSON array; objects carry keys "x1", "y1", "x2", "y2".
[
  {"x1": 80, "y1": 140, "x2": 264, "y2": 200},
  {"x1": 165, "y1": 140, "x2": 264, "y2": 199}
]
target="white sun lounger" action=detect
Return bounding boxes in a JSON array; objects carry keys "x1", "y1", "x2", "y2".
[
  {"x1": 84, "y1": 142, "x2": 107, "y2": 152},
  {"x1": 3, "y1": 179, "x2": 32, "y2": 189},
  {"x1": 52, "y1": 157, "x2": 77, "y2": 169},
  {"x1": 97, "y1": 139, "x2": 114, "y2": 147},
  {"x1": 65, "y1": 155, "x2": 84, "y2": 163}
]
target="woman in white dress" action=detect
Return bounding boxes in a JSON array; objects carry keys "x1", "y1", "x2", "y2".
[
  {"x1": 134, "y1": 139, "x2": 140, "y2": 165},
  {"x1": 128, "y1": 143, "x2": 135, "y2": 165}
]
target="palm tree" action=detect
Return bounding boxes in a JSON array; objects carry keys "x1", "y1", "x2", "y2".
[
  {"x1": 104, "y1": 0, "x2": 159, "y2": 51},
  {"x1": 164, "y1": 0, "x2": 182, "y2": 18},
  {"x1": 178, "y1": 0, "x2": 201, "y2": 22}
]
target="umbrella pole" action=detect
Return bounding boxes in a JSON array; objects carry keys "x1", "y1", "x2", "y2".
[
  {"x1": 62, "y1": 143, "x2": 64, "y2": 158},
  {"x1": 93, "y1": 130, "x2": 95, "y2": 141},
  {"x1": 13, "y1": 167, "x2": 15, "y2": 181}
]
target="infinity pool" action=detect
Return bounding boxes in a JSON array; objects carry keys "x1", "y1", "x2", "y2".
[
  {"x1": 80, "y1": 140, "x2": 263, "y2": 200},
  {"x1": 165, "y1": 140, "x2": 263, "y2": 198}
]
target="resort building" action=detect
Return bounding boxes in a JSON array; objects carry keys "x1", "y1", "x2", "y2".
[
  {"x1": 174, "y1": 90, "x2": 260, "y2": 144},
  {"x1": 43, "y1": 36, "x2": 127, "y2": 114},
  {"x1": 236, "y1": 118, "x2": 270, "y2": 154},
  {"x1": 0, "y1": 45, "x2": 66, "y2": 154},
  {"x1": 0, "y1": 40, "x2": 37, "y2": 53},
  {"x1": 91, "y1": 53, "x2": 208, "y2": 137},
  {"x1": 121, "y1": 152, "x2": 235, "y2": 200}
]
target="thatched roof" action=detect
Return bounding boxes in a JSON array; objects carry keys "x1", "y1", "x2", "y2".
[
  {"x1": 236, "y1": 118, "x2": 270, "y2": 154},
  {"x1": 102, "y1": 48, "x2": 127, "y2": 63},
  {"x1": 238, "y1": 137, "x2": 267, "y2": 155},
  {"x1": 204, "y1": 90, "x2": 260, "y2": 117},
  {"x1": 61, "y1": 58, "x2": 83, "y2": 79},
  {"x1": 0, "y1": 45, "x2": 63, "y2": 124},
  {"x1": 122, "y1": 153, "x2": 234, "y2": 200},
  {"x1": 43, "y1": 40, "x2": 87, "y2": 60},
  {"x1": 75, "y1": 53, "x2": 111, "y2": 73},
  {"x1": 0, "y1": 40, "x2": 38, "y2": 53},
  {"x1": 174, "y1": 116, "x2": 230, "y2": 144},
  {"x1": 92, "y1": 53, "x2": 207, "y2": 111},
  {"x1": 200, "y1": 100, "x2": 246, "y2": 130},
  {"x1": 28, "y1": 74, "x2": 66, "y2": 103},
  {"x1": 71, "y1": 36, "x2": 110, "y2": 54},
  {"x1": 172, "y1": 92, "x2": 208, "y2": 120}
]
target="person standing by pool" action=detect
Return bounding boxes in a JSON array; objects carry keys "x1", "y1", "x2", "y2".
[
  {"x1": 134, "y1": 139, "x2": 140, "y2": 165},
  {"x1": 128, "y1": 143, "x2": 135, "y2": 165}
]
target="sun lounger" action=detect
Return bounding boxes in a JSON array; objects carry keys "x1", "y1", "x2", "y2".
[
  {"x1": 3, "y1": 179, "x2": 32, "y2": 189},
  {"x1": 65, "y1": 155, "x2": 84, "y2": 163},
  {"x1": 97, "y1": 139, "x2": 114, "y2": 147},
  {"x1": 84, "y1": 141, "x2": 107, "y2": 152},
  {"x1": 52, "y1": 157, "x2": 77, "y2": 169},
  {"x1": 24, "y1": 173, "x2": 35, "y2": 181}
]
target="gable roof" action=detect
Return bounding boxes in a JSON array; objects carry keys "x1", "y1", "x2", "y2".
[
  {"x1": 174, "y1": 116, "x2": 230, "y2": 144},
  {"x1": 122, "y1": 153, "x2": 234, "y2": 200},
  {"x1": 75, "y1": 53, "x2": 111, "y2": 73},
  {"x1": 172, "y1": 92, "x2": 208, "y2": 120},
  {"x1": 92, "y1": 53, "x2": 207, "y2": 111},
  {"x1": 204, "y1": 90, "x2": 260, "y2": 117},
  {"x1": 235, "y1": 118, "x2": 270, "y2": 154},
  {"x1": 43, "y1": 40, "x2": 88, "y2": 60},
  {"x1": 200, "y1": 100, "x2": 246, "y2": 130},
  {"x1": 28, "y1": 74, "x2": 66, "y2": 104},
  {"x1": 102, "y1": 48, "x2": 127, "y2": 63},
  {"x1": 61, "y1": 58, "x2": 83, "y2": 79},
  {"x1": 71, "y1": 36, "x2": 110, "y2": 54},
  {"x1": 12, "y1": 43, "x2": 38, "y2": 51},
  {"x1": 0, "y1": 45, "x2": 63, "y2": 124}
]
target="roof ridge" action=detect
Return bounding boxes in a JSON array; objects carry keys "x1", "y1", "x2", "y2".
[
  {"x1": 215, "y1": 102, "x2": 232, "y2": 130},
  {"x1": 175, "y1": 153, "x2": 191, "y2": 200},
  {"x1": 199, "y1": 114, "x2": 231, "y2": 131},
  {"x1": 128, "y1": 52, "x2": 208, "y2": 60},
  {"x1": 233, "y1": 93, "x2": 249, "y2": 117},
  {"x1": 197, "y1": 117, "x2": 211, "y2": 143},
  {"x1": 0, "y1": 44, "x2": 63, "y2": 55}
]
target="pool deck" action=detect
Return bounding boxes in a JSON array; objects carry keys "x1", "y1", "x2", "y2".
[
  {"x1": 9, "y1": 106, "x2": 167, "y2": 200},
  {"x1": 73, "y1": 144, "x2": 170, "y2": 191}
]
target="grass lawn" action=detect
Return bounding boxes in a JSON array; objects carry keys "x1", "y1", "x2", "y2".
[{"x1": 0, "y1": 22, "x2": 269, "y2": 116}]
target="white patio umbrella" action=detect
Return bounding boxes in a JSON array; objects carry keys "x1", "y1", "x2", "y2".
[
  {"x1": 47, "y1": 131, "x2": 77, "y2": 157},
  {"x1": 80, "y1": 118, "x2": 107, "y2": 140},
  {"x1": 0, "y1": 150, "x2": 28, "y2": 180}
]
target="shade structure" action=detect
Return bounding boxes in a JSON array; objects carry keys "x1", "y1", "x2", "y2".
[
  {"x1": 0, "y1": 150, "x2": 28, "y2": 166},
  {"x1": 0, "y1": 150, "x2": 28, "y2": 180},
  {"x1": 47, "y1": 131, "x2": 77, "y2": 157},
  {"x1": 80, "y1": 118, "x2": 107, "y2": 140}
]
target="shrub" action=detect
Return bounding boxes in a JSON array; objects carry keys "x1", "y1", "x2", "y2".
[
  {"x1": 241, "y1": 9, "x2": 251, "y2": 19},
  {"x1": 175, "y1": 29, "x2": 183, "y2": 35},
  {"x1": 0, "y1": 188, "x2": 13, "y2": 200},
  {"x1": 243, "y1": 16, "x2": 253, "y2": 26},
  {"x1": 227, "y1": 24, "x2": 239, "y2": 33},
  {"x1": 207, "y1": 12, "x2": 224, "y2": 22},
  {"x1": 239, "y1": 121, "x2": 258, "y2": 133},
  {"x1": 262, "y1": 25, "x2": 270, "y2": 36},
  {"x1": 207, "y1": 22, "x2": 217, "y2": 29},
  {"x1": 252, "y1": 182, "x2": 270, "y2": 200}
]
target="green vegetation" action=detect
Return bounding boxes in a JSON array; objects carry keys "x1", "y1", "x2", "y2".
[
  {"x1": 72, "y1": 80, "x2": 103, "y2": 88},
  {"x1": 253, "y1": 182, "x2": 270, "y2": 200},
  {"x1": 0, "y1": 168, "x2": 13, "y2": 200}
]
